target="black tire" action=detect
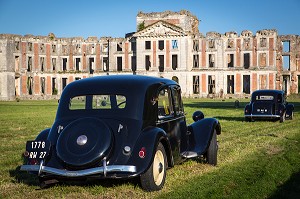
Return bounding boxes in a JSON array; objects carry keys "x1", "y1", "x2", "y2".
[
  {"x1": 280, "y1": 114, "x2": 285, "y2": 123},
  {"x1": 140, "y1": 142, "x2": 167, "y2": 191},
  {"x1": 290, "y1": 112, "x2": 294, "y2": 120},
  {"x1": 206, "y1": 130, "x2": 218, "y2": 166}
]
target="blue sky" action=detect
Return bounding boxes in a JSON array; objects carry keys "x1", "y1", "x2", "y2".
[{"x1": 0, "y1": 0, "x2": 299, "y2": 38}]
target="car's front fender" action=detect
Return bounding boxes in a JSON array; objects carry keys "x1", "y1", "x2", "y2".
[
  {"x1": 188, "y1": 118, "x2": 221, "y2": 155},
  {"x1": 286, "y1": 103, "x2": 294, "y2": 118},
  {"x1": 127, "y1": 127, "x2": 172, "y2": 175}
]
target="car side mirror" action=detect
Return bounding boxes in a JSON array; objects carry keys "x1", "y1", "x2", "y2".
[{"x1": 192, "y1": 111, "x2": 204, "y2": 122}]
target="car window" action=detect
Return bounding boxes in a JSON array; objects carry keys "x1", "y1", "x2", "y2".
[
  {"x1": 69, "y1": 95, "x2": 126, "y2": 110},
  {"x1": 255, "y1": 95, "x2": 274, "y2": 101},
  {"x1": 172, "y1": 86, "x2": 184, "y2": 116},
  {"x1": 157, "y1": 88, "x2": 173, "y2": 119}
]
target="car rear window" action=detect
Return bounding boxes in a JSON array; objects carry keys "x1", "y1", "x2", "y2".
[
  {"x1": 255, "y1": 95, "x2": 274, "y2": 101},
  {"x1": 69, "y1": 95, "x2": 126, "y2": 110}
]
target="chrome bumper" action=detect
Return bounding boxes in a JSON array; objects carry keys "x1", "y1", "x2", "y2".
[
  {"x1": 20, "y1": 161, "x2": 136, "y2": 177},
  {"x1": 245, "y1": 114, "x2": 280, "y2": 118}
]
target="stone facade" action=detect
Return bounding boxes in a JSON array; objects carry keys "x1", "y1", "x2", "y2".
[{"x1": 0, "y1": 10, "x2": 299, "y2": 100}]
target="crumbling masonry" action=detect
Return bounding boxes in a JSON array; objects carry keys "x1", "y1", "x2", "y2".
[{"x1": 0, "y1": 10, "x2": 299, "y2": 100}]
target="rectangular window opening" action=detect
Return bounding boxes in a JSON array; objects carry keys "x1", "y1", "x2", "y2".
[
  {"x1": 27, "y1": 77, "x2": 33, "y2": 95},
  {"x1": 193, "y1": 40, "x2": 199, "y2": 51},
  {"x1": 244, "y1": 53, "x2": 250, "y2": 69},
  {"x1": 62, "y1": 58, "x2": 67, "y2": 71},
  {"x1": 52, "y1": 78, "x2": 57, "y2": 95},
  {"x1": 145, "y1": 41, "x2": 151, "y2": 50},
  {"x1": 243, "y1": 75, "x2": 250, "y2": 94},
  {"x1": 131, "y1": 42, "x2": 136, "y2": 52},
  {"x1": 41, "y1": 77, "x2": 45, "y2": 94},
  {"x1": 117, "y1": 57, "x2": 122, "y2": 71},
  {"x1": 52, "y1": 58, "x2": 56, "y2": 71},
  {"x1": 172, "y1": 40, "x2": 178, "y2": 49},
  {"x1": 145, "y1": 55, "x2": 151, "y2": 71},
  {"x1": 117, "y1": 43, "x2": 122, "y2": 51},
  {"x1": 209, "y1": 54, "x2": 215, "y2": 67},
  {"x1": 208, "y1": 75, "x2": 216, "y2": 94},
  {"x1": 227, "y1": 54, "x2": 234, "y2": 67},
  {"x1": 27, "y1": 56, "x2": 32, "y2": 72},
  {"x1": 62, "y1": 78, "x2": 67, "y2": 90},
  {"x1": 159, "y1": 55, "x2": 164, "y2": 72},
  {"x1": 15, "y1": 56, "x2": 20, "y2": 72},
  {"x1": 131, "y1": 56, "x2": 136, "y2": 71},
  {"x1": 40, "y1": 57, "x2": 45, "y2": 72},
  {"x1": 158, "y1": 40, "x2": 164, "y2": 50},
  {"x1": 103, "y1": 57, "x2": 109, "y2": 71},
  {"x1": 227, "y1": 75, "x2": 235, "y2": 94},
  {"x1": 89, "y1": 58, "x2": 95, "y2": 74},
  {"x1": 193, "y1": 76, "x2": 200, "y2": 94},
  {"x1": 283, "y1": 41, "x2": 290, "y2": 52},
  {"x1": 172, "y1": 55, "x2": 178, "y2": 70},
  {"x1": 193, "y1": 55, "x2": 199, "y2": 68},
  {"x1": 283, "y1": 55, "x2": 290, "y2": 70},
  {"x1": 75, "y1": 58, "x2": 81, "y2": 71}
]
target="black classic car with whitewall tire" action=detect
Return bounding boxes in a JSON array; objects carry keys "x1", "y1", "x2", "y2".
[
  {"x1": 20, "y1": 75, "x2": 221, "y2": 191},
  {"x1": 244, "y1": 89, "x2": 294, "y2": 123}
]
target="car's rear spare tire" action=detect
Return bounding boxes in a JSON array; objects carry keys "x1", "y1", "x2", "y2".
[{"x1": 56, "y1": 117, "x2": 112, "y2": 168}]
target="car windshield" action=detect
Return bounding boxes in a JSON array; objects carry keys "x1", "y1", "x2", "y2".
[{"x1": 69, "y1": 94, "x2": 126, "y2": 110}]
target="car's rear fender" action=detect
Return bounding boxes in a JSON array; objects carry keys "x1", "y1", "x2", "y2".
[
  {"x1": 36, "y1": 128, "x2": 51, "y2": 141},
  {"x1": 127, "y1": 127, "x2": 173, "y2": 175},
  {"x1": 244, "y1": 104, "x2": 251, "y2": 114},
  {"x1": 187, "y1": 118, "x2": 221, "y2": 155}
]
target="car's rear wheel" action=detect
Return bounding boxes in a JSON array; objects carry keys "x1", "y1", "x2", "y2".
[
  {"x1": 206, "y1": 130, "x2": 218, "y2": 166},
  {"x1": 140, "y1": 142, "x2": 166, "y2": 191}
]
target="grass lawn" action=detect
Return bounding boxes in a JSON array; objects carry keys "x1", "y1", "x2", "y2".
[{"x1": 0, "y1": 98, "x2": 299, "y2": 199}]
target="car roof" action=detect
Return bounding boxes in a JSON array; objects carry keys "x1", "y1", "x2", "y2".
[
  {"x1": 252, "y1": 89, "x2": 284, "y2": 95},
  {"x1": 56, "y1": 75, "x2": 178, "y2": 120},
  {"x1": 63, "y1": 75, "x2": 177, "y2": 97}
]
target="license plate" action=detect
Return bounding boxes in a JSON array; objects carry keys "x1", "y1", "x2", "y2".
[{"x1": 25, "y1": 140, "x2": 51, "y2": 160}]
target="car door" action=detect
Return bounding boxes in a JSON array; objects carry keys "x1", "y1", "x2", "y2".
[{"x1": 156, "y1": 85, "x2": 187, "y2": 163}]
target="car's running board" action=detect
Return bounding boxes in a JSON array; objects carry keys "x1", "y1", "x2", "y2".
[{"x1": 181, "y1": 151, "x2": 198, "y2": 158}]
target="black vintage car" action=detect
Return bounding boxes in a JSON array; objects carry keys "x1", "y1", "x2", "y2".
[
  {"x1": 20, "y1": 75, "x2": 221, "y2": 191},
  {"x1": 244, "y1": 89, "x2": 294, "y2": 122}
]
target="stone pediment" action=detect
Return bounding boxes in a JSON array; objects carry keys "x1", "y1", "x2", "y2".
[{"x1": 134, "y1": 21, "x2": 186, "y2": 37}]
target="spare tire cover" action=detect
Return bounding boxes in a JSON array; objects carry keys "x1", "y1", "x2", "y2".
[{"x1": 56, "y1": 117, "x2": 112, "y2": 167}]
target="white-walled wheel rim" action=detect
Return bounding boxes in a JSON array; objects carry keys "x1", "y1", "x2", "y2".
[{"x1": 153, "y1": 150, "x2": 165, "y2": 186}]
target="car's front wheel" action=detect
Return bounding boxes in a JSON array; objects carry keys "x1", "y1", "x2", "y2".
[
  {"x1": 140, "y1": 142, "x2": 166, "y2": 191},
  {"x1": 206, "y1": 130, "x2": 218, "y2": 166},
  {"x1": 280, "y1": 113, "x2": 285, "y2": 123}
]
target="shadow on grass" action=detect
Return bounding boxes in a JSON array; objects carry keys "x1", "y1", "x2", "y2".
[
  {"x1": 184, "y1": 101, "x2": 300, "y2": 113},
  {"x1": 268, "y1": 170, "x2": 300, "y2": 199},
  {"x1": 9, "y1": 166, "x2": 40, "y2": 186}
]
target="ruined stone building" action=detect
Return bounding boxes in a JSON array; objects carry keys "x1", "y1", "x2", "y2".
[{"x1": 0, "y1": 10, "x2": 300, "y2": 100}]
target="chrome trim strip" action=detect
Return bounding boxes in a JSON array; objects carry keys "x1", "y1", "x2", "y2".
[
  {"x1": 245, "y1": 114, "x2": 280, "y2": 118},
  {"x1": 20, "y1": 164, "x2": 137, "y2": 177}
]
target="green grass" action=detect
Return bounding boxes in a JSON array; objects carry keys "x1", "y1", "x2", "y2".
[{"x1": 0, "y1": 99, "x2": 299, "y2": 199}]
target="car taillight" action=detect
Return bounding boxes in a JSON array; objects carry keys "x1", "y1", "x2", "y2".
[
  {"x1": 139, "y1": 147, "x2": 146, "y2": 158},
  {"x1": 29, "y1": 159, "x2": 38, "y2": 165}
]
